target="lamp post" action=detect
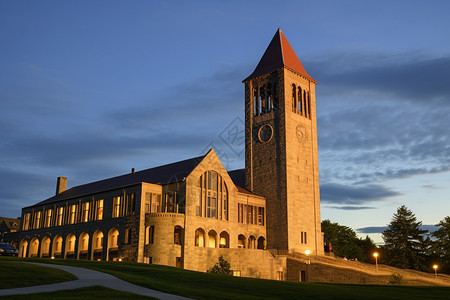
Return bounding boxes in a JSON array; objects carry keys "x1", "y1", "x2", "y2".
[
  {"x1": 433, "y1": 265, "x2": 438, "y2": 279},
  {"x1": 305, "y1": 250, "x2": 311, "y2": 282},
  {"x1": 373, "y1": 252, "x2": 379, "y2": 273}
]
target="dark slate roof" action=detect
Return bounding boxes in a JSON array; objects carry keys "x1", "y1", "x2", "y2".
[
  {"x1": 243, "y1": 28, "x2": 315, "y2": 83},
  {"x1": 227, "y1": 169, "x2": 253, "y2": 195},
  {"x1": 30, "y1": 154, "x2": 206, "y2": 208},
  {"x1": 0, "y1": 218, "x2": 20, "y2": 230}
]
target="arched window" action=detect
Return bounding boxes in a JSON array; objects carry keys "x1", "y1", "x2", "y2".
[
  {"x1": 292, "y1": 84, "x2": 297, "y2": 112},
  {"x1": 29, "y1": 237, "x2": 39, "y2": 257},
  {"x1": 257, "y1": 236, "x2": 266, "y2": 250},
  {"x1": 297, "y1": 86, "x2": 303, "y2": 115},
  {"x1": 253, "y1": 88, "x2": 258, "y2": 116},
  {"x1": 238, "y1": 234, "x2": 246, "y2": 249},
  {"x1": 78, "y1": 232, "x2": 89, "y2": 260},
  {"x1": 174, "y1": 226, "x2": 183, "y2": 245},
  {"x1": 267, "y1": 84, "x2": 273, "y2": 112},
  {"x1": 65, "y1": 234, "x2": 76, "y2": 259},
  {"x1": 219, "y1": 231, "x2": 229, "y2": 248},
  {"x1": 198, "y1": 171, "x2": 229, "y2": 220},
  {"x1": 303, "y1": 90, "x2": 308, "y2": 119},
  {"x1": 19, "y1": 239, "x2": 28, "y2": 258},
  {"x1": 91, "y1": 230, "x2": 104, "y2": 261},
  {"x1": 52, "y1": 235, "x2": 63, "y2": 258},
  {"x1": 40, "y1": 236, "x2": 51, "y2": 258},
  {"x1": 307, "y1": 91, "x2": 311, "y2": 119},
  {"x1": 195, "y1": 228, "x2": 205, "y2": 247},
  {"x1": 208, "y1": 230, "x2": 218, "y2": 248},
  {"x1": 259, "y1": 86, "x2": 266, "y2": 114},
  {"x1": 248, "y1": 235, "x2": 256, "y2": 249},
  {"x1": 107, "y1": 228, "x2": 119, "y2": 261}
]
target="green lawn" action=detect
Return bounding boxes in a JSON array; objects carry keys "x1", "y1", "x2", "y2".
[
  {"x1": 1, "y1": 286, "x2": 155, "y2": 300},
  {"x1": 2, "y1": 257, "x2": 449, "y2": 299},
  {"x1": 0, "y1": 258, "x2": 76, "y2": 289}
]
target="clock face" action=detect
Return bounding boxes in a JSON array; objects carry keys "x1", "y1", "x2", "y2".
[
  {"x1": 258, "y1": 124, "x2": 273, "y2": 143},
  {"x1": 296, "y1": 125, "x2": 308, "y2": 143}
]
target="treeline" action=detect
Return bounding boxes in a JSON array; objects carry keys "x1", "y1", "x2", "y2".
[{"x1": 322, "y1": 205, "x2": 450, "y2": 274}]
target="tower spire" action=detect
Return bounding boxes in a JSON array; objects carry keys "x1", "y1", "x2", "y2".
[{"x1": 244, "y1": 29, "x2": 315, "y2": 82}]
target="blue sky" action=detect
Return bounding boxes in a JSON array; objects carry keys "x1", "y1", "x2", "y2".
[{"x1": 1, "y1": 1, "x2": 449, "y2": 243}]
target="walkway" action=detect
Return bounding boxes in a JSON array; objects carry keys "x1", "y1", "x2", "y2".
[{"x1": 0, "y1": 262, "x2": 191, "y2": 299}]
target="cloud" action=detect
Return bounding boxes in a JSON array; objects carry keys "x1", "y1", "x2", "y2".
[
  {"x1": 320, "y1": 183, "x2": 401, "y2": 205},
  {"x1": 357, "y1": 225, "x2": 440, "y2": 234},
  {"x1": 326, "y1": 206, "x2": 377, "y2": 210},
  {"x1": 307, "y1": 52, "x2": 450, "y2": 105}
]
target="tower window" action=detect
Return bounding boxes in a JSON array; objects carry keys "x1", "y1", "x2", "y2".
[
  {"x1": 292, "y1": 84, "x2": 297, "y2": 112},
  {"x1": 253, "y1": 88, "x2": 258, "y2": 116},
  {"x1": 298, "y1": 87, "x2": 303, "y2": 115}
]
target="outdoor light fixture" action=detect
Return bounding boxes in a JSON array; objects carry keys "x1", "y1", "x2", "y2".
[
  {"x1": 433, "y1": 265, "x2": 438, "y2": 279},
  {"x1": 373, "y1": 252, "x2": 379, "y2": 272}
]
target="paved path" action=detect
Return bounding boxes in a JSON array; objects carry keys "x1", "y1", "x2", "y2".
[{"x1": 0, "y1": 262, "x2": 191, "y2": 299}]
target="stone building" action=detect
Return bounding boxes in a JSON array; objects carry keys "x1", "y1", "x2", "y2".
[{"x1": 11, "y1": 29, "x2": 324, "y2": 280}]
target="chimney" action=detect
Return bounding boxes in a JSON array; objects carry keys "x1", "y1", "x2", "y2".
[
  {"x1": 131, "y1": 168, "x2": 135, "y2": 174},
  {"x1": 56, "y1": 177, "x2": 67, "y2": 195}
]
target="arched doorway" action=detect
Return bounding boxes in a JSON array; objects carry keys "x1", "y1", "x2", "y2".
[
  {"x1": 107, "y1": 228, "x2": 119, "y2": 261},
  {"x1": 29, "y1": 237, "x2": 39, "y2": 257},
  {"x1": 92, "y1": 230, "x2": 104, "y2": 261},
  {"x1": 65, "y1": 234, "x2": 76, "y2": 259},
  {"x1": 52, "y1": 235, "x2": 63, "y2": 258},
  {"x1": 40, "y1": 236, "x2": 51, "y2": 258},
  {"x1": 195, "y1": 228, "x2": 205, "y2": 247},
  {"x1": 78, "y1": 232, "x2": 89, "y2": 260},
  {"x1": 19, "y1": 239, "x2": 28, "y2": 257}
]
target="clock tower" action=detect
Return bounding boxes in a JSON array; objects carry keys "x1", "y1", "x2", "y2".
[{"x1": 243, "y1": 29, "x2": 323, "y2": 254}]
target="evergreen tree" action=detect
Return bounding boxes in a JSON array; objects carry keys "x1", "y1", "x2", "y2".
[
  {"x1": 382, "y1": 205, "x2": 428, "y2": 270},
  {"x1": 322, "y1": 219, "x2": 376, "y2": 261},
  {"x1": 210, "y1": 256, "x2": 232, "y2": 275},
  {"x1": 431, "y1": 216, "x2": 450, "y2": 274}
]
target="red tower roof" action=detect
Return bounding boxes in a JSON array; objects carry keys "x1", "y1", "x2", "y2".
[{"x1": 244, "y1": 29, "x2": 315, "y2": 83}]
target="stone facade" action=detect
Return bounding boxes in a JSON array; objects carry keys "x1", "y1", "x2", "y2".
[{"x1": 9, "y1": 29, "x2": 324, "y2": 281}]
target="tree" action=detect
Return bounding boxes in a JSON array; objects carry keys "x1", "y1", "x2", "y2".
[
  {"x1": 210, "y1": 256, "x2": 232, "y2": 275},
  {"x1": 431, "y1": 216, "x2": 450, "y2": 274},
  {"x1": 382, "y1": 205, "x2": 429, "y2": 271},
  {"x1": 321, "y1": 219, "x2": 376, "y2": 262}
]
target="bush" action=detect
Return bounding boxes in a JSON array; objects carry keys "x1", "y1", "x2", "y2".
[
  {"x1": 210, "y1": 256, "x2": 232, "y2": 275},
  {"x1": 388, "y1": 273, "x2": 404, "y2": 285}
]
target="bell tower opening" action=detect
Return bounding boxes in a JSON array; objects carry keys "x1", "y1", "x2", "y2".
[{"x1": 243, "y1": 29, "x2": 323, "y2": 255}]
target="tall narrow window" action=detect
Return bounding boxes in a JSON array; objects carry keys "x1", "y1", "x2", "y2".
[
  {"x1": 307, "y1": 91, "x2": 311, "y2": 119},
  {"x1": 199, "y1": 171, "x2": 227, "y2": 220},
  {"x1": 34, "y1": 211, "x2": 42, "y2": 229},
  {"x1": 267, "y1": 84, "x2": 273, "y2": 111},
  {"x1": 253, "y1": 88, "x2": 258, "y2": 116},
  {"x1": 148, "y1": 225, "x2": 154, "y2": 244},
  {"x1": 69, "y1": 205, "x2": 77, "y2": 224},
  {"x1": 96, "y1": 199, "x2": 104, "y2": 220},
  {"x1": 23, "y1": 213, "x2": 31, "y2": 230},
  {"x1": 174, "y1": 226, "x2": 183, "y2": 245},
  {"x1": 292, "y1": 84, "x2": 297, "y2": 112},
  {"x1": 223, "y1": 184, "x2": 228, "y2": 221},
  {"x1": 258, "y1": 207, "x2": 264, "y2": 225},
  {"x1": 124, "y1": 228, "x2": 131, "y2": 244},
  {"x1": 165, "y1": 192, "x2": 176, "y2": 213},
  {"x1": 151, "y1": 194, "x2": 161, "y2": 213},
  {"x1": 44, "y1": 209, "x2": 53, "y2": 228},
  {"x1": 113, "y1": 196, "x2": 121, "y2": 218},
  {"x1": 196, "y1": 177, "x2": 202, "y2": 216},
  {"x1": 126, "y1": 193, "x2": 135, "y2": 215},
  {"x1": 57, "y1": 207, "x2": 64, "y2": 226},
  {"x1": 259, "y1": 86, "x2": 266, "y2": 114},
  {"x1": 298, "y1": 86, "x2": 303, "y2": 115},
  {"x1": 145, "y1": 193, "x2": 151, "y2": 213},
  {"x1": 82, "y1": 202, "x2": 90, "y2": 222}
]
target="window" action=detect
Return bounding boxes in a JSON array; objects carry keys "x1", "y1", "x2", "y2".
[
  {"x1": 126, "y1": 193, "x2": 135, "y2": 215},
  {"x1": 248, "y1": 205, "x2": 254, "y2": 224},
  {"x1": 301, "y1": 231, "x2": 307, "y2": 244},
  {"x1": 96, "y1": 199, "x2": 104, "y2": 220},
  {"x1": 151, "y1": 193, "x2": 161, "y2": 213},
  {"x1": 258, "y1": 207, "x2": 264, "y2": 225},
  {"x1": 174, "y1": 226, "x2": 183, "y2": 245},
  {"x1": 44, "y1": 209, "x2": 53, "y2": 228},
  {"x1": 233, "y1": 270, "x2": 241, "y2": 277},
  {"x1": 69, "y1": 205, "x2": 77, "y2": 224},
  {"x1": 23, "y1": 213, "x2": 31, "y2": 230},
  {"x1": 82, "y1": 202, "x2": 90, "y2": 222},
  {"x1": 199, "y1": 171, "x2": 228, "y2": 220},
  {"x1": 253, "y1": 87, "x2": 258, "y2": 116},
  {"x1": 124, "y1": 228, "x2": 131, "y2": 244},
  {"x1": 34, "y1": 211, "x2": 42, "y2": 229},
  {"x1": 148, "y1": 226, "x2": 154, "y2": 244},
  {"x1": 56, "y1": 207, "x2": 64, "y2": 226},
  {"x1": 292, "y1": 84, "x2": 297, "y2": 112},
  {"x1": 113, "y1": 196, "x2": 121, "y2": 218},
  {"x1": 165, "y1": 192, "x2": 176, "y2": 213},
  {"x1": 277, "y1": 271, "x2": 284, "y2": 281},
  {"x1": 298, "y1": 86, "x2": 303, "y2": 114}
]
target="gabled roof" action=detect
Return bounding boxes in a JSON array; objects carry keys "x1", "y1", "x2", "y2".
[
  {"x1": 243, "y1": 28, "x2": 315, "y2": 82},
  {"x1": 30, "y1": 154, "x2": 207, "y2": 208},
  {"x1": 227, "y1": 169, "x2": 253, "y2": 195},
  {"x1": 0, "y1": 217, "x2": 20, "y2": 230}
]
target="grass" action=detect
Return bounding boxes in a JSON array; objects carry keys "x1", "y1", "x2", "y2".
[
  {"x1": 1, "y1": 285, "x2": 155, "y2": 299},
  {"x1": 0, "y1": 258, "x2": 77, "y2": 289},
  {"x1": 1, "y1": 257, "x2": 450, "y2": 299}
]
